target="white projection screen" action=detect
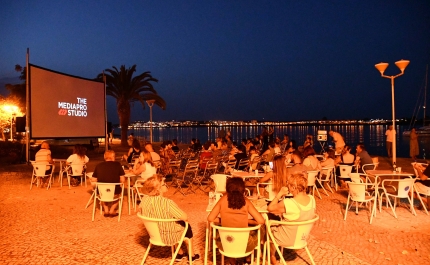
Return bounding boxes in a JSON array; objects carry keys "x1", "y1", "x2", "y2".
[{"x1": 29, "y1": 64, "x2": 106, "y2": 138}]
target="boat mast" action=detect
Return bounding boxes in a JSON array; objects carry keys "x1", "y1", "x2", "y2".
[{"x1": 424, "y1": 65, "x2": 428, "y2": 126}]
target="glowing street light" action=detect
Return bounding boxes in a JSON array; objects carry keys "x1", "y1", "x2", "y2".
[
  {"x1": 3, "y1": 105, "x2": 18, "y2": 141},
  {"x1": 374, "y1": 59, "x2": 410, "y2": 166},
  {"x1": 146, "y1": 100, "x2": 156, "y2": 143}
]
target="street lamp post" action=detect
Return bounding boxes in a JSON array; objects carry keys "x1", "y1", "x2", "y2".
[
  {"x1": 374, "y1": 59, "x2": 410, "y2": 166},
  {"x1": 146, "y1": 100, "x2": 156, "y2": 143}
]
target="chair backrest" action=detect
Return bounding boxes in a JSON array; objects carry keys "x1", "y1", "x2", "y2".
[
  {"x1": 339, "y1": 165, "x2": 353, "y2": 177},
  {"x1": 321, "y1": 167, "x2": 334, "y2": 180},
  {"x1": 137, "y1": 213, "x2": 186, "y2": 246},
  {"x1": 97, "y1": 183, "x2": 121, "y2": 201},
  {"x1": 362, "y1": 163, "x2": 378, "y2": 174},
  {"x1": 382, "y1": 178, "x2": 415, "y2": 198},
  {"x1": 211, "y1": 174, "x2": 228, "y2": 193},
  {"x1": 306, "y1": 171, "x2": 319, "y2": 186},
  {"x1": 268, "y1": 215, "x2": 319, "y2": 249},
  {"x1": 33, "y1": 162, "x2": 48, "y2": 176},
  {"x1": 348, "y1": 173, "x2": 364, "y2": 183},
  {"x1": 346, "y1": 181, "x2": 367, "y2": 202},
  {"x1": 70, "y1": 163, "x2": 85, "y2": 176},
  {"x1": 212, "y1": 223, "x2": 260, "y2": 256}
]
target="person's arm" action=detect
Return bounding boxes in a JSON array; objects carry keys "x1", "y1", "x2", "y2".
[
  {"x1": 414, "y1": 164, "x2": 429, "y2": 181},
  {"x1": 132, "y1": 162, "x2": 146, "y2": 175},
  {"x1": 207, "y1": 197, "x2": 222, "y2": 223},
  {"x1": 267, "y1": 187, "x2": 289, "y2": 214},
  {"x1": 259, "y1": 171, "x2": 273, "y2": 183},
  {"x1": 246, "y1": 198, "x2": 265, "y2": 224}
]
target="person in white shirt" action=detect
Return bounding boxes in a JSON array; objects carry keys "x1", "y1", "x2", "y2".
[
  {"x1": 385, "y1": 125, "x2": 395, "y2": 158},
  {"x1": 329, "y1": 130, "x2": 345, "y2": 154},
  {"x1": 66, "y1": 145, "x2": 89, "y2": 186},
  {"x1": 144, "y1": 142, "x2": 161, "y2": 162}
]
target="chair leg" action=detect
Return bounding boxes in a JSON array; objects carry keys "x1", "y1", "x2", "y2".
[
  {"x1": 416, "y1": 190, "x2": 429, "y2": 215},
  {"x1": 317, "y1": 179, "x2": 329, "y2": 196},
  {"x1": 386, "y1": 195, "x2": 397, "y2": 218},
  {"x1": 304, "y1": 246, "x2": 315, "y2": 265},
  {"x1": 407, "y1": 196, "x2": 417, "y2": 216},
  {"x1": 92, "y1": 197, "x2": 97, "y2": 221},
  {"x1": 85, "y1": 190, "x2": 96, "y2": 209},
  {"x1": 140, "y1": 243, "x2": 152, "y2": 265},
  {"x1": 344, "y1": 196, "x2": 350, "y2": 220}
]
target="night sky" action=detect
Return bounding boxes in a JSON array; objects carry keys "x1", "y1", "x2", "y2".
[{"x1": 1, "y1": 1, "x2": 429, "y2": 124}]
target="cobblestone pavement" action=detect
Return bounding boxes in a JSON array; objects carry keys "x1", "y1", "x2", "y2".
[{"x1": 0, "y1": 158, "x2": 429, "y2": 265}]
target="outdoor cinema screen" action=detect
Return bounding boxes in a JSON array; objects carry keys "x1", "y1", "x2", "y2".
[{"x1": 29, "y1": 64, "x2": 105, "y2": 138}]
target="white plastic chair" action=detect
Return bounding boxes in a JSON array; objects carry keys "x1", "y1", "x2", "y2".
[
  {"x1": 344, "y1": 181, "x2": 377, "y2": 224},
  {"x1": 92, "y1": 182, "x2": 124, "y2": 222},
  {"x1": 318, "y1": 167, "x2": 334, "y2": 195},
  {"x1": 307, "y1": 171, "x2": 321, "y2": 199},
  {"x1": 411, "y1": 162, "x2": 429, "y2": 178},
  {"x1": 31, "y1": 162, "x2": 55, "y2": 190},
  {"x1": 361, "y1": 162, "x2": 379, "y2": 174},
  {"x1": 133, "y1": 179, "x2": 146, "y2": 211},
  {"x1": 414, "y1": 182, "x2": 430, "y2": 215},
  {"x1": 62, "y1": 163, "x2": 86, "y2": 188},
  {"x1": 211, "y1": 223, "x2": 261, "y2": 265},
  {"x1": 211, "y1": 174, "x2": 229, "y2": 193},
  {"x1": 263, "y1": 214, "x2": 319, "y2": 265},
  {"x1": 336, "y1": 165, "x2": 353, "y2": 190},
  {"x1": 379, "y1": 178, "x2": 417, "y2": 218},
  {"x1": 137, "y1": 213, "x2": 192, "y2": 265},
  {"x1": 257, "y1": 182, "x2": 276, "y2": 201}
]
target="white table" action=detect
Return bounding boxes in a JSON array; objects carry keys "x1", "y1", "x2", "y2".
[
  {"x1": 204, "y1": 197, "x2": 268, "y2": 265},
  {"x1": 231, "y1": 171, "x2": 265, "y2": 179},
  {"x1": 53, "y1": 158, "x2": 67, "y2": 184}
]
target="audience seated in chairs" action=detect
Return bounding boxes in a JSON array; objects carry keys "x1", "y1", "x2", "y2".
[
  {"x1": 139, "y1": 175, "x2": 200, "y2": 262},
  {"x1": 66, "y1": 144, "x2": 89, "y2": 186},
  {"x1": 91, "y1": 150, "x2": 125, "y2": 218},
  {"x1": 35, "y1": 141, "x2": 54, "y2": 186},
  {"x1": 122, "y1": 139, "x2": 141, "y2": 164},
  {"x1": 267, "y1": 173, "x2": 316, "y2": 264},
  {"x1": 207, "y1": 177, "x2": 264, "y2": 265}
]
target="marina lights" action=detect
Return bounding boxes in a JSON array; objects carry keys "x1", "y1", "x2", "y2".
[
  {"x1": 146, "y1": 100, "x2": 156, "y2": 143},
  {"x1": 374, "y1": 59, "x2": 410, "y2": 165}
]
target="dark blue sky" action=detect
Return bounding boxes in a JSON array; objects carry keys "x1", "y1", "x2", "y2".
[{"x1": 1, "y1": 1, "x2": 429, "y2": 124}]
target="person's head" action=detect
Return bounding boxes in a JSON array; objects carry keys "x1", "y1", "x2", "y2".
[
  {"x1": 145, "y1": 142, "x2": 154, "y2": 152},
  {"x1": 283, "y1": 134, "x2": 289, "y2": 141},
  {"x1": 132, "y1": 139, "x2": 141, "y2": 150},
  {"x1": 324, "y1": 149, "x2": 335, "y2": 160},
  {"x1": 343, "y1": 145, "x2": 352, "y2": 154},
  {"x1": 241, "y1": 139, "x2": 247, "y2": 145},
  {"x1": 329, "y1": 130, "x2": 334, "y2": 136},
  {"x1": 191, "y1": 138, "x2": 196, "y2": 144},
  {"x1": 388, "y1": 125, "x2": 393, "y2": 130},
  {"x1": 411, "y1": 128, "x2": 416, "y2": 132},
  {"x1": 302, "y1": 146, "x2": 316, "y2": 158},
  {"x1": 130, "y1": 133, "x2": 134, "y2": 137},
  {"x1": 203, "y1": 141, "x2": 211, "y2": 150},
  {"x1": 104, "y1": 150, "x2": 115, "y2": 161},
  {"x1": 226, "y1": 177, "x2": 246, "y2": 210},
  {"x1": 249, "y1": 146, "x2": 256, "y2": 154},
  {"x1": 237, "y1": 145, "x2": 246, "y2": 153},
  {"x1": 40, "y1": 141, "x2": 50, "y2": 149},
  {"x1": 287, "y1": 173, "x2": 308, "y2": 195},
  {"x1": 289, "y1": 140, "x2": 297, "y2": 148},
  {"x1": 356, "y1": 143, "x2": 366, "y2": 154},
  {"x1": 139, "y1": 149, "x2": 154, "y2": 165},
  {"x1": 172, "y1": 139, "x2": 178, "y2": 146},
  {"x1": 272, "y1": 155, "x2": 288, "y2": 192},
  {"x1": 269, "y1": 141, "x2": 276, "y2": 148},
  {"x1": 73, "y1": 144, "x2": 86, "y2": 158},
  {"x1": 142, "y1": 175, "x2": 164, "y2": 196}
]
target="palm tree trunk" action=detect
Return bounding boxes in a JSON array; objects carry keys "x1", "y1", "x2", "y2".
[{"x1": 117, "y1": 99, "x2": 131, "y2": 147}]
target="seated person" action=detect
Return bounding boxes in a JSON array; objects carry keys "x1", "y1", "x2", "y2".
[
  {"x1": 66, "y1": 144, "x2": 89, "y2": 186},
  {"x1": 248, "y1": 147, "x2": 259, "y2": 171},
  {"x1": 354, "y1": 143, "x2": 373, "y2": 173},
  {"x1": 140, "y1": 175, "x2": 200, "y2": 262},
  {"x1": 122, "y1": 139, "x2": 141, "y2": 164},
  {"x1": 267, "y1": 173, "x2": 316, "y2": 264},
  {"x1": 261, "y1": 141, "x2": 276, "y2": 163},
  {"x1": 234, "y1": 145, "x2": 248, "y2": 170},
  {"x1": 302, "y1": 146, "x2": 321, "y2": 171},
  {"x1": 35, "y1": 141, "x2": 55, "y2": 186},
  {"x1": 92, "y1": 150, "x2": 125, "y2": 217},
  {"x1": 286, "y1": 154, "x2": 307, "y2": 180},
  {"x1": 144, "y1": 142, "x2": 161, "y2": 162},
  {"x1": 207, "y1": 177, "x2": 264, "y2": 264},
  {"x1": 413, "y1": 163, "x2": 430, "y2": 209},
  {"x1": 259, "y1": 155, "x2": 288, "y2": 198},
  {"x1": 171, "y1": 139, "x2": 180, "y2": 153},
  {"x1": 320, "y1": 149, "x2": 335, "y2": 179},
  {"x1": 131, "y1": 150, "x2": 157, "y2": 184}
]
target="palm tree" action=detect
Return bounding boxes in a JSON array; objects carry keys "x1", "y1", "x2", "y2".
[{"x1": 97, "y1": 65, "x2": 166, "y2": 146}]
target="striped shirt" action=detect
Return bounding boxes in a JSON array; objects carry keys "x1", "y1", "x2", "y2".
[{"x1": 140, "y1": 196, "x2": 186, "y2": 245}]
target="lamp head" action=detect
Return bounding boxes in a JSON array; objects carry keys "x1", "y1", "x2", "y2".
[
  {"x1": 375, "y1": 62, "x2": 389, "y2": 75},
  {"x1": 395, "y1": 59, "x2": 410, "y2": 73}
]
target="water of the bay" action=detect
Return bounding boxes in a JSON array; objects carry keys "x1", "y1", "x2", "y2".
[{"x1": 116, "y1": 124, "x2": 429, "y2": 159}]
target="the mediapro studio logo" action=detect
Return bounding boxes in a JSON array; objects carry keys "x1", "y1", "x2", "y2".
[{"x1": 58, "y1": 109, "x2": 67, "y2": 115}]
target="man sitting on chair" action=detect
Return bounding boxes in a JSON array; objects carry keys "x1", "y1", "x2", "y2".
[
  {"x1": 35, "y1": 141, "x2": 55, "y2": 186},
  {"x1": 92, "y1": 150, "x2": 125, "y2": 217},
  {"x1": 413, "y1": 163, "x2": 430, "y2": 209}
]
